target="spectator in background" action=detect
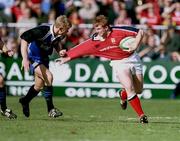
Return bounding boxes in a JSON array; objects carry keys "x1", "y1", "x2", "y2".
[
  {"x1": 0, "y1": 26, "x2": 9, "y2": 42},
  {"x1": 161, "y1": 1, "x2": 180, "y2": 26},
  {"x1": 138, "y1": 27, "x2": 160, "y2": 61},
  {"x1": 161, "y1": 25, "x2": 180, "y2": 61},
  {"x1": 48, "y1": 9, "x2": 56, "y2": 24},
  {"x1": 17, "y1": 7, "x2": 37, "y2": 36},
  {"x1": 114, "y1": 9, "x2": 132, "y2": 26},
  {"x1": 152, "y1": 44, "x2": 171, "y2": 61},
  {"x1": 170, "y1": 51, "x2": 180, "y2": 62},
  {"x1": 50, "y1": 0, "x2": 66, "y2": 18},
  {"x1": 138, "y1": 34, "x2": 157, "y2": 61},
  {"x1": 65, "y1": 25, "x2": 82, "y2": 49},
  {"x1": 161, "y1": 0, "x2": 175, "y2": 19},
  {"x1": 96, "y1": 0, "x2": 116, "y2": 24},
  {"x1": 162, "y1": 14, "x2": 176, "y2": 26},
  {"x1": 171, "y1": 2, "x2": 180, "y2": 26},
  {"x1": 0, "y1": 0, "x2": 14, "y2": 22},
  {"x1": 11, "y1": 0, "x2": 28, "y2": 22},
  {"x1": 29, "y1": 2, "x2": 47, "y2": 24},
  {"x1": 41, "y1": 0, "x2": 51, "y2": 15},
  {"x1": 136, "y1": 2, "x2": 161, "y2": 26},
  {"x1": 78, "y1": 0, "x2": 99, "y2": 23},
  {"x1": 69, "y1": 10, "x2": 83, "y2": 26},
  {"x1": 123, "y1": 0, "x2": 138, "y2": 24},
  {"x1": 170, "y1": 82, "x2": 180, "y2": 99},
  {"x1": 146, "y1": 27, "x2": 160, "y2": 46}
]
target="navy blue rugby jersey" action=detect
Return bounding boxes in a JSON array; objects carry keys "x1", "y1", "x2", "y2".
[{"x1": 20, "y1": 24, "x2": 66, "y2": 52}]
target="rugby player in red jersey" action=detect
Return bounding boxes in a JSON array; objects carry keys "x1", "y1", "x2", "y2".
[{"x1": 58, "y1": 15, "x2": 148, "y2": 123}]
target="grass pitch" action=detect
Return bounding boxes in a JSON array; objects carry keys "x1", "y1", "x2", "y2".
[{"x1": 0, "y1": 97, "x2": 180, "y2": 141}]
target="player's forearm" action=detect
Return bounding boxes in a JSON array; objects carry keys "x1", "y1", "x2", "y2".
[
  {"x1": 21, "y1": 39, "x2": 29, "y2": 60},
  {"x1": 133, "y1": 29, "x2": 144, "y2": 50}
]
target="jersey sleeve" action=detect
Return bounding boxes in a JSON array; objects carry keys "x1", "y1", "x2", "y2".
[
  {"x1": 67, "y1": 39, "x2": 95, "y2": 59},
  {"x1": 20, "y1": 26, "x2": 49, "y2": 43}
]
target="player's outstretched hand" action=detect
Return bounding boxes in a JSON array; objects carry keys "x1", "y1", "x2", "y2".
[
  {"x1": 7, "y1": 49, "x2": 14, "y2": 57},
  {"x1": 59, "y1": 49, "x2": 67, "y2": 57},
  {"x1": 55, "y1": 57, "x2": 71, "y2": 65}
]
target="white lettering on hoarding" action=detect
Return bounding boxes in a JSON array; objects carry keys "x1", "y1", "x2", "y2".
[
  {"x1": 7, "y1": 63, "x2": 23, "y2": 80},
  {"x1": 92, "y1": 64, "x2": 109, "y2": 82},
  {"x1": 170, "y1": 66, "x2": 180, "y2": 83},
  {"x1": 75, "y1": 64, "x2": 90, "y2": 81},
  {"x1": 149, "y1": 65, "x2": 167, "y2": 83},
  {"x1": 24, "y1": 71, "x2": 34, "y2": 80},
  {"x1": 0, "y1": 62, "x2": 6, "y2": 77}
]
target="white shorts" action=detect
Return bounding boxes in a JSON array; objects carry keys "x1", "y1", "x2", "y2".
[{"x1": 109, "y1": 52, "x2": 142, "y2": 75}]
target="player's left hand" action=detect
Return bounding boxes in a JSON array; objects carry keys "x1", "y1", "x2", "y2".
[
  {"x1": 127, "y1": 43, "x2": 137, "y2": 53},
  {"x1": 59, "y1": 49, "x2": 67, "y2": 57},
  {"x1": 55, "y1": 57, "x2": 71, "y2": 65},
  {"x1": 6, "y1": 50, "x2": 14, "y2": 57}
]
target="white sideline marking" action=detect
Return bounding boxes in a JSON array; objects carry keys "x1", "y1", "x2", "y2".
[{"x1": 126, "y1": 116, "x2": 179, "y2": 120}]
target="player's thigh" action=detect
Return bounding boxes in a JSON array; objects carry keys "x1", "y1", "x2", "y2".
[
  {"x1": 34, "y1": 64, "x2": 53, "y2": 85},
  {"x1": 34, "y1": 75, "x2": 44, "y2": 91},
  {"x1": 116, "y1": 66, "x2": 134, "y2": 91},
  {"x1": 132, "y1": 73, "x2": 143, "y2": 94},
  {"x1": 0, "y1": 74, "x2": 4, "y2": 87}
]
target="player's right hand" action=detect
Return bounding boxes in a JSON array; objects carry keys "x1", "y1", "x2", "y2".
[
  {"x1": 59, "y1": 49, "x2": 67, "y2": 57},
  {"x1": 22, "y1": 58, "x2": 30, "y2": 71},
  {"x1": 55, "y1": 57, "x2": 71, "y2": 65},
  {"x1": 7, "y1": 50, "x2": 14, "y2": 57}
]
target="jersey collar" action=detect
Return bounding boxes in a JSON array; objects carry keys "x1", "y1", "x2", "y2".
[{"x1": 50, "y1": 24, "x2": 55, "y2": 38}]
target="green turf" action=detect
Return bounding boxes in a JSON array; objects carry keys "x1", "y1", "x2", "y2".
[{"x1": 0, "y1": 97, "x2": 180, "y2": 141}]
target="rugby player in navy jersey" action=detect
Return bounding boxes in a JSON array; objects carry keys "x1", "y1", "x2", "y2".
[
  {"x1": 19, "y1": 15, "x2": 72, "y2": 118},
  {"x1": 0, "y1": 37, "x2": 17, "y2": 119}
]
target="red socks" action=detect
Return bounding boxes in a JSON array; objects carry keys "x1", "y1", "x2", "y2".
[
  {"x1": 120, "y1": 89, "x2": 127, "y2": 101},
  {"x1": 129, "y1": 95, "x2": 144, "y2": 117}
]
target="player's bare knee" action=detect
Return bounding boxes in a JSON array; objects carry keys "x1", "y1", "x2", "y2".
[
  {"x1": 136, "y1": 89, "x2": 143, "y2": 94},
  {"x1": 34, "y1": 85, "x2": 43, "y2": 91},
  {"x1": 135, "y1": 86, "x2": 143, "y2": 94},
  {"x1": 125, "y1": 86, "x2": 135, "y2": 95}
]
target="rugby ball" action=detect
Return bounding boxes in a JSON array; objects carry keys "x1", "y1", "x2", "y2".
[{"x1": 119, "y1": 36, "x2": 136, "y2": 51}]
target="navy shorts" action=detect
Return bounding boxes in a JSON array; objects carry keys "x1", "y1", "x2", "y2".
[{"x1": 28, "y1": 42, "x2": 49, "y2": 74}]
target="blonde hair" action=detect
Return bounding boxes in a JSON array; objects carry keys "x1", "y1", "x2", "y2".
[
  {"x1": 93, "y1": 15, "x2": 109, "y2": 27},
  {"x1": 54, "y1": 15, "x2": 72, "y2": 30}
]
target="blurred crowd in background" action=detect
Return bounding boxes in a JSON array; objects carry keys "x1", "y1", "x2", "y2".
[{"x1": 0, "y1": 0, "x2": 180, "y2": 62}]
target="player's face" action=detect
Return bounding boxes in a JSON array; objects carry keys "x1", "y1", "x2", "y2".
[
  {"x1": 94, "y1": 25, "x2": 107, "y2": 37},
  {"x1": 58, "y1": 27, "x2": 68, "y2": 35},
  {"x1": 55, "y1": 26, "x2": 69, "y2": 36}
]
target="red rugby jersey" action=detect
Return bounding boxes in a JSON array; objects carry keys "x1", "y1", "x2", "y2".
[{"x1": 67, "y1": 27, "x2": 138, "y2": 60}]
